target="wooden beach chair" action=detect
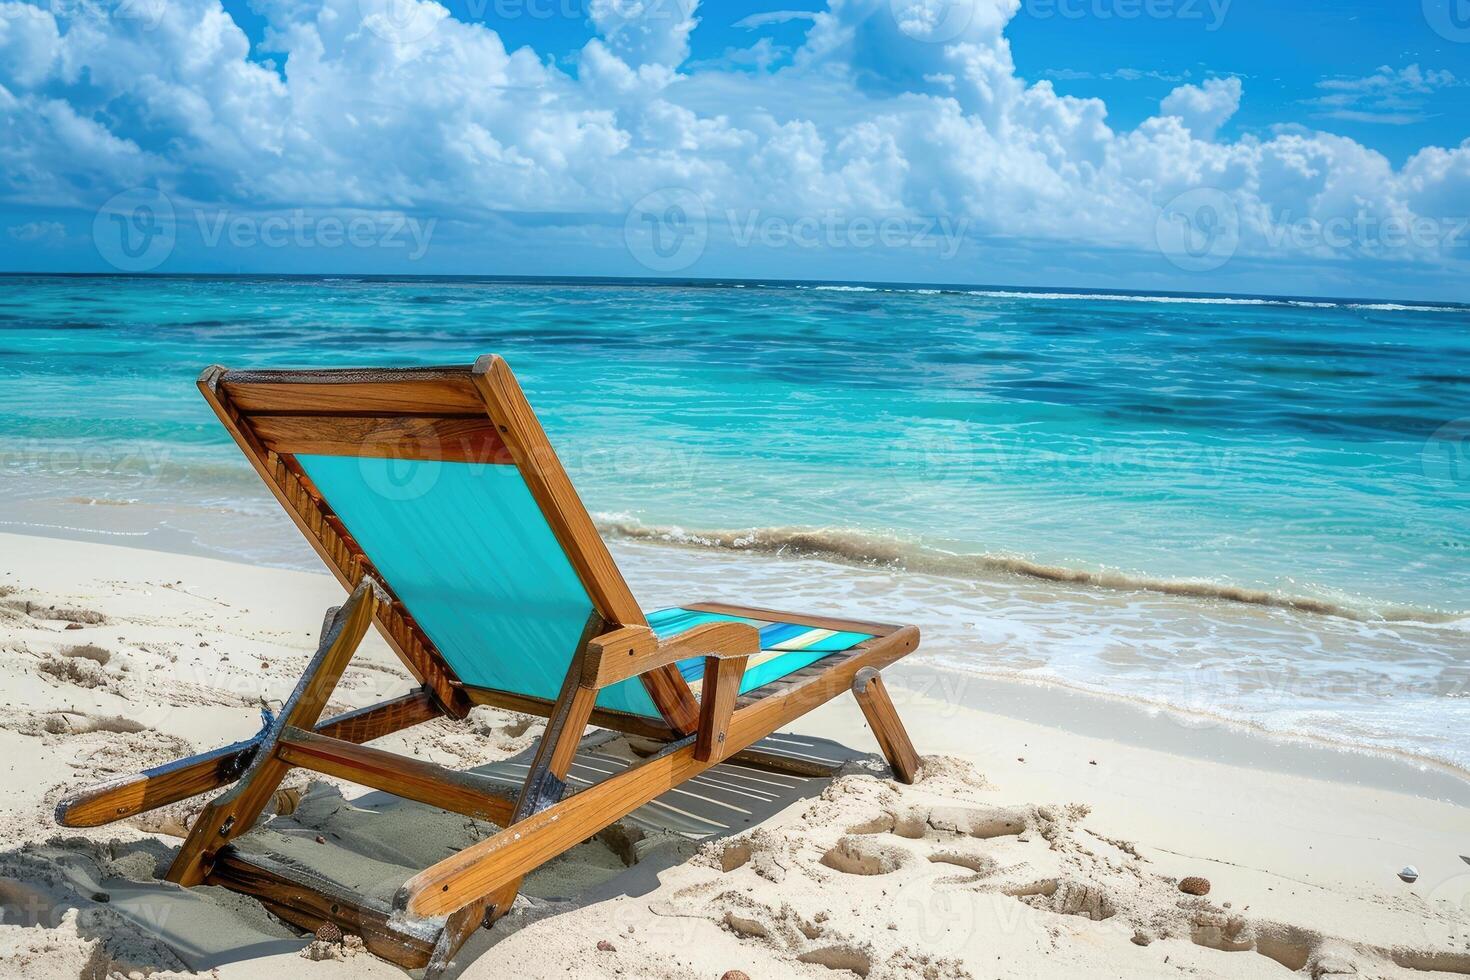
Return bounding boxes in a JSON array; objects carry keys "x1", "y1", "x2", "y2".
[{"x1": 55, "y1": 356, "x2": 922, "y2": 975}]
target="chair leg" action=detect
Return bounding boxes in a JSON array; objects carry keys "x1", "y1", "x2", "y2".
[
  {"x1": 851, "y1": 667, "x2": 921, "y2": 784},
  {"x1": 423, "y1": 894, "x2": 500, "y2": 979},
  {"x1": 166, "y1": 578, "x2": 381, "y2": 885},
  {"x1": 421, "y1": 673, "x2": 599, "y2": 979}
]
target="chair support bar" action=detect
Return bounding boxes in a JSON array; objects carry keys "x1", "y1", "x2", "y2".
[
  {"x1": 55, "y1": 690, "x2": 443, "y2": 828},
  {"x1": 276, "y1": 727, "x2": 517, "y2": 825}
]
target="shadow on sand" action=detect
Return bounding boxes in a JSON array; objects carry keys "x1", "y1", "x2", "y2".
[{"x1": 2, "y1": 730, "x2": 877, "y2": 977}]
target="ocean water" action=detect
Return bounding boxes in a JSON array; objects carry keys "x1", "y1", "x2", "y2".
[{"x1": 2, "y1": 275, "x2": 1468, "y2": 772}]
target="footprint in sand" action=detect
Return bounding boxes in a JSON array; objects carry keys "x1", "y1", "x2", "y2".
[
  {"x1": 0, "y1": 596, "x2": 108, "y2": 626},
  {"x1": 695, "y1": 769, "x2": 1470, "y2": 980},
  {"x1": 819, "y1": 836, "x2": 911, "y2": 876},
  {"x1": 796, "y1": 944, "x2": 874, "y2": 977}
]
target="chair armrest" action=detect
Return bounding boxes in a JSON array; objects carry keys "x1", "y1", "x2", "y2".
[{"x1": 581, "y1": 622, "x2": 760, "y2": 690}]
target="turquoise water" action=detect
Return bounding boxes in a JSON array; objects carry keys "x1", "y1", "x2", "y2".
[
  {"x1": 2, "y1": 275, "x2": 1468, "y2": 770},
  {"x1": 4, "y1": 274, "x2": 1467, "y2": 616}
]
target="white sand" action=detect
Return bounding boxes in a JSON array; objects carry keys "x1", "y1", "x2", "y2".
[{"x1": 1, "y1": 531, "x2": 1468, "y2": 979}]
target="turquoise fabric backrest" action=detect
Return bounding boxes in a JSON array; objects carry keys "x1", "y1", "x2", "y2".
[{"x1": 295, "y1": 454, "x2": 660, "y2": 717}]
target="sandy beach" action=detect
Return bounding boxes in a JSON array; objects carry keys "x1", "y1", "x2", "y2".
[{"x1": 0, "y1": 529, "x2": 1466, "y2": 979}]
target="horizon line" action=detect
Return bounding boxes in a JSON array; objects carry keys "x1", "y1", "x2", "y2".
[{"x1": 1, "y1": 271, "x2": 1466, "y2": 311}]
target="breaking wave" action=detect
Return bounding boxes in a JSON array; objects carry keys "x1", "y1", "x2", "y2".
[{"x1": 596, "y1": 518, "x2": 1468, "y2": 626}]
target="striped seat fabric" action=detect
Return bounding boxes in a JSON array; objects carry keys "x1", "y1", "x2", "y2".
[{"x1": 646, "y1": 607, "x2": 874, "y2": 696}]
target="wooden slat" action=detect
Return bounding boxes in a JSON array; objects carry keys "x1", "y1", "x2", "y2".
[
  {"x1": 623, "y1": 738, "x2": 844, "y2": 779},
  {"x1": 221, "y1": 369, "x2": 485, "y2": 415},
  {"x1": 277, "y1": 727, "x2": 516, "y2": 824},
  {"x1": 724, "y1": 746, "x2": 842, "y2": 779},
  {"x1": 55, "y1": 691, "x2": 441, "y2": 828},
  {"x1": 198, "y1": 366, "x2": 469, "y2": 718},
  {"x1": 735, "y1": 652, "x2": 844, "y2": 709},
  {"x1": 208, "y1": 848, "x2": 439, "y2": 970},
  {"x1": 56, "y1": 740, "x2": 256, "y2": 829},
  {"x1": 546, "y1": 686, "x2": 599, "y2": 778},
  {"x1": 851, "y1": 668, "x2": 921, "y2": 784},
  {"x1": 395, "y1": 625, "x2": 919, "y2": 918},
  {"x1": 316, "y1": 689, "x2": 442, "y2": 744},
  {"x1": 251, "y1": 414, "x2": 508, "y2": 463},
  {"x1": 471, "y1": 355, "x2": 700, "y2": 734}
]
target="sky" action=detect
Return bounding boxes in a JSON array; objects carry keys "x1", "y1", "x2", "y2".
[{"x1": 1, "y1": 0, "x2": 1469, "y2": 301}]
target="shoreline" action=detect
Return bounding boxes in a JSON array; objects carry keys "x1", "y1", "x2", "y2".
[
  {"x1": 4, "y1": 526, "x2": 1461, "y2": 797},
  {"x1": 8, "y1": 493, "x2": 1467, "y2": 627},
  {"x1": 595, "y1": 517, "x2": 1470, "y2": 626},
  {"x1": 882, "y1": 661, "x2": 1470, "y2": 807},
  {"x1": 2, "y1": 521, "x2": 1468, "y2": 798}
]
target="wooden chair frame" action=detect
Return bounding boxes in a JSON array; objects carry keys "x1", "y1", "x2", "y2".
[{"x1": 55, "y1": 356, "x2": 922, "y2": 975}]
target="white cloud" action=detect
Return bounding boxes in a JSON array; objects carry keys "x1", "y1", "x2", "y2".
[
  {"x1": 1319, "y1": 64, "x2": 1457, "y2": 94},
  {"x1": 587, "y1": 0, "x2": 700, "y2": 69},
  {"x1": 733, "y1": 10, "x2": 818, "y2": 29},
  {"x1": 0, "y1": 3, "x2": 60, "y2": 89},
  {"x1": 687, "y1": 36, "x2": 790, "y2": 73},
  {"x1": 7, "y1": 218, "x2": 64, "y2": 244},
  {"x1": 0, "y1": 0, "x2": 1465, "y2": 288},
  {"x1": 1044, "y1": 67, "x2": 1191, "y2": 83},
  {"x1": 1308, "y1": 64, "x2": 1460, "y2": 126},
  {"x1": 1159, "y1": 76, "x2": 1242, "y2": 140},
  {"x1": 1106, "y1": 68, "x2": 1190, "y2": 84}
]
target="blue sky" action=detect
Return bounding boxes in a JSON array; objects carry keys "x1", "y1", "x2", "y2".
[{"x1": 2, "y1": 0, "x2": 1469, "y2": 300}]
